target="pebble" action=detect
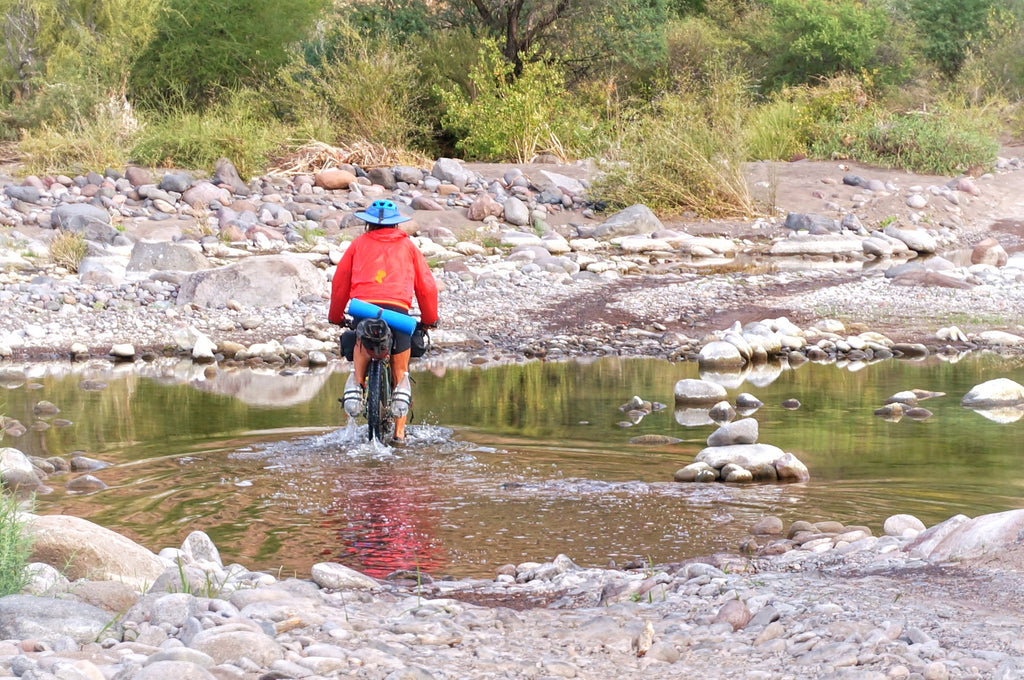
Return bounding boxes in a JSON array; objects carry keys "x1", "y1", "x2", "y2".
[{"x1": 2, "y1": 518, "x2": 1022, "y2": 680}]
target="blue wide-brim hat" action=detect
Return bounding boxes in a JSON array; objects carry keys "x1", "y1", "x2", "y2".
[{"x1": 354, "y1": 199, "x2": 411, "y2": 226}]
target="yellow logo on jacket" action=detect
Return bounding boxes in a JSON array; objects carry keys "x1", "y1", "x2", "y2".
[{"x1": 374, "y1": 269, "x2": 387, "y2": 284}]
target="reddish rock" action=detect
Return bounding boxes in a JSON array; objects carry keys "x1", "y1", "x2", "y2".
[{"x1": 315, "y1": 168, "x2": 357, "y2": 190}]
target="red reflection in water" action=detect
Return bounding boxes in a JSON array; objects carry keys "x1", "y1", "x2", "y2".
[{"x1": 321, "y1": 465, "x2": 447, "y2": 578}]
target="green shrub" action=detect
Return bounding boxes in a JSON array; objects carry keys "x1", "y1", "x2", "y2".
[
  {"x1": 903, "y1": 0, "x2": 995, "y2": 78},
  {"x1": 745, "y1": 0, "x2": 892, "y2": 91},
  {"x1": 131, "y1": 92, "x2": 288, "y2": 178},
  {"x1": 0, "y1": 494, "x2": 32, "y2": 597},
  {"x1": 438, "y1": 39, "x2": 597, "y2": 162},
  {"x1": 592, "y1": 70, "x2": 756, "y2": 217},
  {"x1": 849, "y1": 110, "x2": 998, "y2": 174},
  {"x1": 783, "y1": 77, "x2": 999, "y2": 173},
  {"x1": 129, "y1": 0, "x2": 329, "y2": 108},
  {"x1": 270, "y1": 18, "x2": 431, "y2": 152}
]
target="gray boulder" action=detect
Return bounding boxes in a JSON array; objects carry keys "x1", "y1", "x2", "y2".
[
  {"x1": 673, "y1": 379, "x2": 728, "y2": 405},
  {"x1": 176, "y1": 255, "x2": 326, "y2": 308},
  {"x1": 707, "y1": 417, "x2": 758, "y2": 447},
  {"x1": 961, "y1": 378, "x2": 1024, "y2": 408},
  {"x1": 159, "y1": 172, "x2": 194, "y2": 193},
  {"x1": 908, "y1": 509, "x2": 1024, "y2": 562},
  {"x1": 127, "y1": 241, "x2": 211, "y2": 273},
  {"x1": 883, "y1": 223, "x2": 937, "y2": 254},
  {"x1": 503, "y1": 196, "x2": 531, "y2": 227},
  {"x1": 589, "y1": 204, "x2": 663, "y2": 240},
  {"x1": 51, "y1": 204, "x2": 120, "y2": 243},
  {"x1": 698, "y1": 340, "x2": 746, "y2": 368},
  {"x1": 783, "y1": 212, "x2": 839, "y2": 233},
  {"x1": 0, "y1": 594, "x2": 119, "y2": 644},
  {"x1": 4, "y1": 185, "x2": 41, "y2": 203},
  {"x1": 431, "y1": 158, "x2": 469, "y2": 188}
]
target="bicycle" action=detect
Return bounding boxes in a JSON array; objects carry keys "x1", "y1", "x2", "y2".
[{"x1": 339, "y1": 313, "x2": 427, "y2": 444}]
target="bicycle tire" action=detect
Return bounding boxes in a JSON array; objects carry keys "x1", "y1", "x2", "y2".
[{"x1": 365, "y1": 360, "x2": 392, "y2": 443}]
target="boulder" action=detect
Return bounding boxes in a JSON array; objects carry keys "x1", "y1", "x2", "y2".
[
  {"x1": 176, "y1": 255, "x2": 326, "y2": 308},
  {"x1": 502, "y1": 196, "x2": 531, "y2": 227},
  {"x1": 698, "y1": 340, "x2": 745, "y2": 368},
  {"x1": 883, "y1": 223, "x2": 937, "y2": 254},
  {"x1": 310, "y1": 562, "x2": 380, "y2": 590},
  {"x1": 971, "y1": 237, "x2": 1008, "y2": 267},
  {"x1": 314, "y1": 168, "x2": 357, "y2": 190},
  {"x1": 28, "y1": 514, "x2": 165, "y2": 591},
  {"x1": 182, "y1": 181, "x2": 231, "y2": 208},
  {"x1": 909, "y1": 509, "x2": 1024, "y2": 562},
  {"x1": 588, "y1": 204, "x2": 663, "y2": 240},
  {"x1": 51, "y1": 204, "x2": 120, "y2": 243},
  {"x1": 467, "y1": 194, "x2": 503, "y2": 221},
  {"x1": 0, "y1": 595, "x2": 120, "y2": 645},
  {"x1": 707, "y1": 418, "x2": 758, "y2": 447},
  {"x1": 673, "y1": 379, "x2": 728, "y2": 405},
  {"x1": 961, "y1": 378, "x2": 1024, "y2": 408},
  {"x1": 430, "y1": 158, "x2": 470, "y2": 188},
  {"x1": 127, "y1": 241, "x2": 211, "y2": 273}
]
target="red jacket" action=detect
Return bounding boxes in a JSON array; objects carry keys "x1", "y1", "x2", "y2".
[{"x1": 328, "y1": 228, "x2": 439, "y2": 327}]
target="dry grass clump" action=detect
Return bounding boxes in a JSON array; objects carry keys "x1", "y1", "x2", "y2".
[
  {"x1": 266, "y1": 140, "x2": 432, "y2": 177},
  {"x1": 49, "y1": 230, "x2": 89, "y2": 272}
]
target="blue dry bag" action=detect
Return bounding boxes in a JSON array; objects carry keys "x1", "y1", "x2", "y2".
[{"x1": 347, "y1": 298, "x2": 417, "y2": 335}]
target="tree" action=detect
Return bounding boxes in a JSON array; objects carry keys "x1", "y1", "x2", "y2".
[
  {"x1": 129, "y1": 0, "x2": 329, "y2": 108},
  {"x1": 451, "y1": 0, "x2": 670, "y2": 76},
  {"x1": 902, "y1": 0, "x2": 994, "y2": 78}
]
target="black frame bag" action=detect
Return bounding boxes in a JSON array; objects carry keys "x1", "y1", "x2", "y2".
[{"x1": 411, "y1": 325, "x2": 431, "y2": 358}]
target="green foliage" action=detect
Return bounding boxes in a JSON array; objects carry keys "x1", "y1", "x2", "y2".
[
  {"x1": 438, "y1": 40, "x2": 602, "y2": 162},
  {"x1": 269, "y1": 16, "x2": 430, "y2": 152},
  {"x1": 780, "y1": 77, "x2": 999, "y2": 174},
  {"x1": 951, "y1": 4, "x2": 1024, "y2": 102},
  {"x1": 445, "y1": 0, "x2": 670, "y2": 80},
  {"x1": 129, "y1": 0, "x2": 329, "y2": 108},
  {"x1": 131, "y1": 92, "x2": 288, "y2": 178},
  {"x1": 1, "y1": 0, "x2": 160, "y2": 129},
  {"x1": 343, "y1": 0, "x2": 437, "y2": 39},
  {"x1": 849, "y1": 110, "x2": 998, "y2": 174},
  {"x1": 17, "y1": 97, "x2": 134, "y2": 174},
  {"x1": 902, "y1": 0, "x2": 994, "y2": 78},
  {"x1": 744, "y1": 98, "x2": 805, "y2": 161},
  {"x1": 592, "y1": 70, "x2": 756, "y2": 217},
  {"x1": 744, "y1": 0, "x2": 892, "y2": 91},
  {"x1": 0, "y1": 494, "x2": 32, "y2": 597}
]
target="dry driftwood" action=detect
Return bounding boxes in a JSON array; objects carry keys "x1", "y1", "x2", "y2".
[{"x1": 266, "y1": 140, "x2": 431, "y2": 177}]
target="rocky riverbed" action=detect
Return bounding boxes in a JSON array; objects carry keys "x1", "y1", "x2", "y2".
[{"x1": 4, "y1": 153, "x2": 1024, "y2": 679}]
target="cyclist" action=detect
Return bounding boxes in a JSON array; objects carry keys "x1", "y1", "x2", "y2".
[{"x1": 328, "y1": 199, "x2": 439, "y2": 442}]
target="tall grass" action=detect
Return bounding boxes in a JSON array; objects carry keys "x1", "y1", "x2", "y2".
[
  {"x1": 593, "y1": 70, "x2": 757, "y2": 218},
  {"x1": 0, "y1": 494, "x2": 32, "y2": 596},
  {"x1": 17, "y1": 95, "x2": 136, "y2": 175},
  {"x1": 132, "y1": 92, "x2": 289, "y2": 178}
]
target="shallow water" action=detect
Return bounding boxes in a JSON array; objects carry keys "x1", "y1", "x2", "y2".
[{"x1": 4, "y1": 352, "x2": 1024, "y2": 579}]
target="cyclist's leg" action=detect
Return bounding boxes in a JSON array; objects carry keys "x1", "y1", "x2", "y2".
[
  {"x1": 391, "y1": 348, "x2": 411, "y2": 439},
  {"x1": 353, "y1": 340, "x2": 369, "y2": 385}
]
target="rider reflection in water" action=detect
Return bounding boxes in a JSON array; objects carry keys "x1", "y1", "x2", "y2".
[
  {"x1": 328, "y1": 199, "x2": 440, "y2": 442},
  {"x1": 322, "y1": 467, "x2": 447, "y2": 578}
]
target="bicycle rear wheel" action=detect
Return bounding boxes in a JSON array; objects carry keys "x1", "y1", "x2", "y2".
[{"x1": 365, "y1": 360, "x2": 392, "y2": 443}]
